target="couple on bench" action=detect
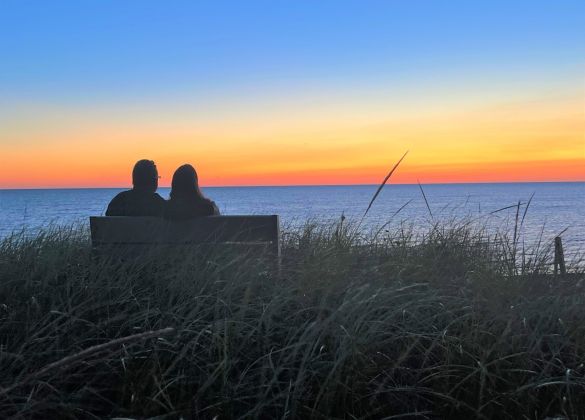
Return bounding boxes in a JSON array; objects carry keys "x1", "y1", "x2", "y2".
[{"x1": 106, "y1": 160, "x2": 220, "y2": 220}]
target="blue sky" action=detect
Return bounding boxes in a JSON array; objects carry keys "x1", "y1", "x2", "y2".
[{"x1": 1, "y1": 0, "x2": 583, "y2": 104}]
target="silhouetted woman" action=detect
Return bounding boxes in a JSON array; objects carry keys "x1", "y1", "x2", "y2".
[{"x1": 164, "y1": 164, "x2": 220, "y2": 220}]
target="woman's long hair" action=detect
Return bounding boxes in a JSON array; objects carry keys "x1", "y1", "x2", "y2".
[{"x1": 169, "y1": 164, "x2": 206, "y2": 200}]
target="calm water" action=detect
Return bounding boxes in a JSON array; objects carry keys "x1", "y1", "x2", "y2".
[{"x1": 1, "y1": 183, "x2": 583, "y2": 255}]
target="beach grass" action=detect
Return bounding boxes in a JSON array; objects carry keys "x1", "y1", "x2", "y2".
[{"x1": 0, "y1": 220, "x2": 584, "y2": 419}]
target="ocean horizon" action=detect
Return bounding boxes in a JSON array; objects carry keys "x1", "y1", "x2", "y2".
[
  {"x1": 2, "y1": 180, "x2": 583, "y2": 191},
  {"x1": 1, "y1": 182, "x2": 583, "y2": 259}
]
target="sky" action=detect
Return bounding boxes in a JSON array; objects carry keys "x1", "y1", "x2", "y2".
[{"x1": 0, "y1": 0, "x2": 583, "y2": 188}]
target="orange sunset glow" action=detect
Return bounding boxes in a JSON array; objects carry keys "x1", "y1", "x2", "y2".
[{"x1": 1, "y1": 90, "x2": 583, "y2": 188}]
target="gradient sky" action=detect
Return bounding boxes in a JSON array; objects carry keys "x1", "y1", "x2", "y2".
[{"x1": 1, "y1": 0, "x2": 583, "y2": 188}]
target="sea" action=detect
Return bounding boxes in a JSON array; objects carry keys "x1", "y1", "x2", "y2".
[{"x1": 1, "y1": 182, "x2": 583, "y2": 259}]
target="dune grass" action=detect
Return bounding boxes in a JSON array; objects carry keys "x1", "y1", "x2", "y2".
[{"x1": 0, "y1": 220, "x2": 584, "y2": 419}]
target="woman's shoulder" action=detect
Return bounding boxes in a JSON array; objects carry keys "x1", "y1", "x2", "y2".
[
  {"x1": 164, "y1": 196, "x2": 219, "y2": 219},
  {"x1": 203, "y1": 199, "x2": 220, "y2": 215}
]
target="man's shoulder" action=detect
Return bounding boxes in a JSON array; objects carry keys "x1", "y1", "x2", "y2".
[
  {"x1": 115, "y1": 190, "x2": 163, "y2": 201},
  {"x1": 106, "y1": 190, "x2": 133, "y2": 216},
  {"x1": 109, "y1": 190, "x2": 133, "y2": 202},
  {"x1": 107, "y1": 189, "x2": 165, "y2": 217}
]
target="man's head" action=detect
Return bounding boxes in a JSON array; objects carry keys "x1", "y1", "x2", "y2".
[{"x1": 132, "y1": 159, "x2": 159, "y2": 192}]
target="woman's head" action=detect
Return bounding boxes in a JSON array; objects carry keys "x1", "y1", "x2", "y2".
[{"x1": 170, "y1": 164, "x2": 204, "y2": 199}]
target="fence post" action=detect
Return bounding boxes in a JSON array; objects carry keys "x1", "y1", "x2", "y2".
[{"x1": 554, "y1": 236, "x2": 566, "y2": 276}]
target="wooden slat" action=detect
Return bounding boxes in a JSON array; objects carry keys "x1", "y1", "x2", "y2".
[{"x1": 90, "y1": 216, "x2": 279, "y2": 245}]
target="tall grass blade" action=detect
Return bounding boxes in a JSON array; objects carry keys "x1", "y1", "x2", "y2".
[
  {"x1": 489, "y1": 202, "x2": 526, "y2": 215},
  {"x1": 556, "y1": 226, "x2": 570, "y2": 237},
  {"x1": 418, "y1": 180, "x2": 433, "y2": 218},
  {"x1": 362, "y1": 150, "x2": 408, "y2": 218},
  {"x1": 520, "y1": 192, "x2": 535, "y2": 229},
  {"x1": 511, "y1": 200, "x2": 521, "y2": 275},
  {"x1": 373, "y1": 198, "x2": 414, "y2": 239}
]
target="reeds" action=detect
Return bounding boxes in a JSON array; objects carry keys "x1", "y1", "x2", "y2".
[{"x1": 0, "y1": 220, "x2": 583, "y2": 419}]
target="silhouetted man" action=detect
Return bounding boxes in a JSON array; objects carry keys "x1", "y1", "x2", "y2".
[{"x1": 106, "y1": 160, "x2": 165, "y2": 217}]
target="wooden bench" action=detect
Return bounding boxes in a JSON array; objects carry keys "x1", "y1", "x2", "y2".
[{"x1": 90, "y1": 216, "x2": 280, "y2": 260}]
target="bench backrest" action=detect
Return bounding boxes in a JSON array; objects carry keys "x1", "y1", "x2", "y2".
[{"x1": 90, "y1": 215, "x2": 280, "y2": 257}]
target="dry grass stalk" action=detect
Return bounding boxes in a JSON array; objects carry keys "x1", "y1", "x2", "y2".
[{"x1": 0, "y1": 327, "x2": 175, "y2": 397}]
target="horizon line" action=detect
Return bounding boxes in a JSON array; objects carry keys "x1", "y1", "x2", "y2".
[{"x1": 1, "y1": 179, "x2": 584, "y2": 191}]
